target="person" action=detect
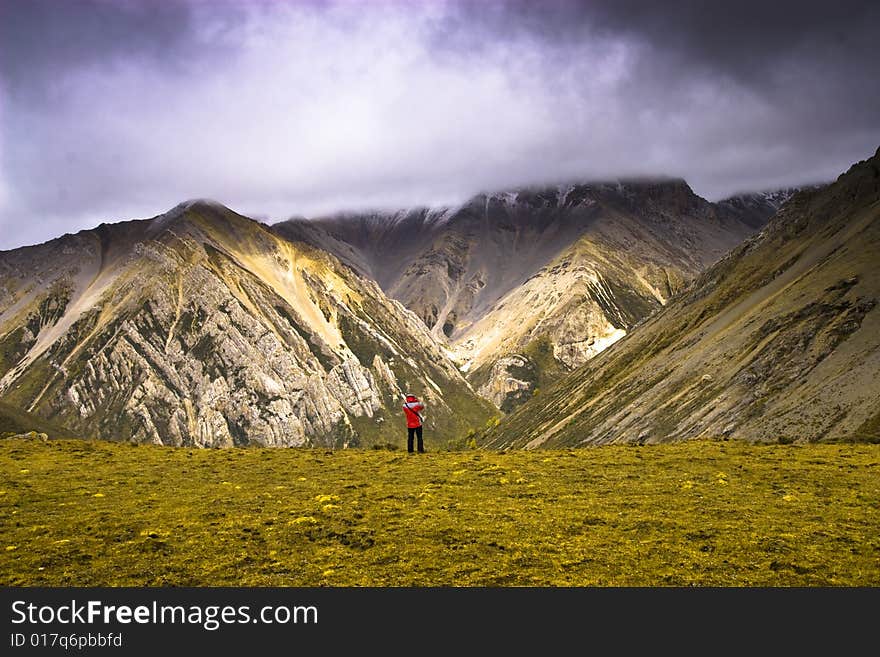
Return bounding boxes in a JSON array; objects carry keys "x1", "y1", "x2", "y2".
[{"x1": 402, "y1": 394, "x2": 425, "y2": 453}]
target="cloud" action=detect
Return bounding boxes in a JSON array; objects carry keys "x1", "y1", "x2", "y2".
[{"x1": 1, "y1": 0, "x2": 878, "y2": 249}]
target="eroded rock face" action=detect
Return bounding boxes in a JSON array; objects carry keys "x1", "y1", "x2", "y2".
[
  {"x1": 0, "y1": 202, "x2": 493, "y2": 447},
  {"x1": 477, "y1": 355, "x2": 535, "y2": 412},
  {"x1": 279, "y1": 179, "x2": 781, "y2": 411},
  {"x1": 485, "y1": 149, "x2": 880, "y2": 447}
]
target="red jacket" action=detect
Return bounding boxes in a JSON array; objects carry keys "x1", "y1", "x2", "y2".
[{"x1": 403, "y1": 398, "x2": 424, "y2": 428}]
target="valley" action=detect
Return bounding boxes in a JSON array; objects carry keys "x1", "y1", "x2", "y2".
[{"x1": 277, "y1": 180, "x2": 785, "y2": 410}]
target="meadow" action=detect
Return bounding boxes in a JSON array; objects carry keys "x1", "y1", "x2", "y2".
[{"x1": 1, "y1": 437, "x2": 878, "y2": 586}]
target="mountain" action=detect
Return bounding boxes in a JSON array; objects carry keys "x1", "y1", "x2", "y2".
[
  {"x1": 715, "y1": 188, "x2": 803, "y2": 230},
  {"x1": 277, "y1": 179, "x2": 776, "y2": 410},
  {"x1": 0, "y1": 400, "x2": 78, "y2": 439},
  {"x1": 483, "y1": 148, "x2": 880, "y2": 447},
  {"x1": 0, "y1": 201, "x2": 493, "y2": 447}
]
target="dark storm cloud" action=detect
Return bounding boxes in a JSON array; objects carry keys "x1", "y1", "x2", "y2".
[
  {"x1": 587, "y1": 1, "x2": 879, "y2": 84},
  {"x1": 1, "y1": 0, "x2": 878, "y2": 250},
  {"x1": 441, "y1": 0, "x2": 880, "y2": 130},
  {"x1": 593, "y1": 0, "x2": 880, "y2": 136},
  {"x1": 435, "y1": 0, "x2": 880, "y2": 198},
  {"x1": 444, "y1": 0, "x2": 878, "y2": 83},
  {"x1": 1, "y1": 0, "x2": 195, "y2": 99}
]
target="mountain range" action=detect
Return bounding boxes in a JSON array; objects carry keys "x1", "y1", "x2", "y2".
[
  {"x1": 277, "y1": 180, "x2": 786, "y2": 410},
  {"x1": 484, "y1": 147, "x2": 880, "y2": 446},
  {"x1": 0, "y1": 202, "x2": 493, "y2": 446},
  {"x1": 2, "y1": 148, "x2": 875, "y2": 449}
]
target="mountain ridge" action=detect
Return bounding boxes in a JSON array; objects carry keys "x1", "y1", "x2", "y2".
[
  {"x1": 276, "y1": 176, "x2": 788, "y2": 409},
  {"x1": 483, "y1": 147, "x2": 880, "y2": 446},
  {"x1": 0, "y1": 170, "x2": 831, "y2": 445},
  {"x1": 0, "y1": 201, "x2": 494, "y2": 447}
]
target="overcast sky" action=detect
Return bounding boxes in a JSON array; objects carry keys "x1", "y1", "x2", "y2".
[{"x1": 1, "y1": 0, "x2": 878, "y2": 250}]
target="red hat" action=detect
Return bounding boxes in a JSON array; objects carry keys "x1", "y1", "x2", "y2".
[{"x1": 405, "y1": 394, "x2": 418, "y2": 402}]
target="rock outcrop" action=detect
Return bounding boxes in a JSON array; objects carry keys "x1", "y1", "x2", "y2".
[{"x1": 0, "y1": 201, "x2": 493, "y2": 447}]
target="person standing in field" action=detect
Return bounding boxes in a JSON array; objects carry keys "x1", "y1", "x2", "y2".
[{"x1": 403, "y1": 394, "x2": 425, "y2": 453}]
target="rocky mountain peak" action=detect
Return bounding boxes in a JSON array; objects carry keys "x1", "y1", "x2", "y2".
[
  {"x1": 484, "y1": 146, "x2": 880, "y2": 447},
  {"x1": 0, "y1": 202, "x2": 494, "y2": 447},
  {"x1": 470, "y1": 177, "x2": 700, "y2": 214},
  {"x1": 275, "y1": 172, "x2": 780, "y2": 412}
]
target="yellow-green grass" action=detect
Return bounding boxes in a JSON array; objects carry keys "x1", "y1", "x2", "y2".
[{"x1": 1, "y1": 438, "x2": 878, "y2": 586}]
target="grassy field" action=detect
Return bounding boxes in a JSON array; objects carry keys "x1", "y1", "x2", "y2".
[{"x1": 1, "y1": 438, "x2": 878, "y2": 586}]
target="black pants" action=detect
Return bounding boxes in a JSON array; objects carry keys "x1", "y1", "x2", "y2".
[{"x1": 407, "y1": 426, "x2": 424, "y2": 453}]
